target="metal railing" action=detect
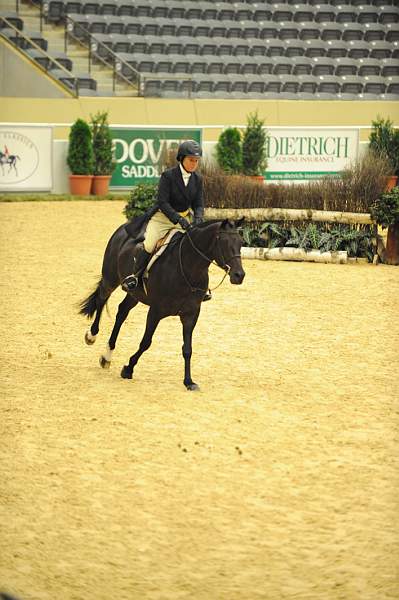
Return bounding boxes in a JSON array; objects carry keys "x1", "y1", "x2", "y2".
[
  {"x1": 0, "y1": 16, "x2": 78, "y2": 96},
  {"x1": 9, "y1": 0, "x2": 197, "y2": 97},
  {"x1": 63, "y1": 15, "x2": 141, "y2": 94}
]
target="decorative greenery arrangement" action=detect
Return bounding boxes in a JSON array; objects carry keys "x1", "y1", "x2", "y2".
[
  {"x1": 215, "y1": 127, "x2": 242, "y2": 174},
  {"x1": 124, "y1": 183, "x2": 157, "y2": 220},
  {"x1": 241, "y1": 111, "x2": 268, "y2": 176},
  {"x1": 370, "y1": 186, "x2": 399, "y2": 229},
  {"x1": 67, "y1": 118, "x2": 94, "y2": 175},
  {"x1": 368, "y1": 115, "x2": 399, "y2": 177},
  {"x1": 239, "y1": 221, "x2": 375, "y2": 261},
  {"x1": 90, "y1": 111, "x2": 115, "y2": 176},
  {"x1": 201, "y1": 152, "x2": 390, "y2": 213}
]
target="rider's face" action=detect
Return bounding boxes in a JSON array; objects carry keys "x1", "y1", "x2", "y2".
[{"x1": 182, "y1": 156, "x2": 200, "y2": 172}]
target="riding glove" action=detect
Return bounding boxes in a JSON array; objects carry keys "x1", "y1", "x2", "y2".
[
  {"x1": 193, "y1": 216, "x2": 204, "y2": 225},
  {"x1": 178, "y1": 216, "x2": 192, "y2": 230}
]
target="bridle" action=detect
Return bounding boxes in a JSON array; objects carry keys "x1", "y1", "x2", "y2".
[{"x1": 178, "y1": 229, "x2": 241, "y2": 294}]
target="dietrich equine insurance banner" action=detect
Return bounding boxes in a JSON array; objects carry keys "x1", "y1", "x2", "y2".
[
  {"x1": 0, "y1": 126, "x2": 53, "y2": 191},
  {"x1": 110, "y1": 127, "x2": 202, "y2": 188},
  {"x1": 264, "y1": 128, "x2": 359, "y2": 181}
]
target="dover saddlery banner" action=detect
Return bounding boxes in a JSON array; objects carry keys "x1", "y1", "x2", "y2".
[
  {"x1": 264, "y1": 128, "x2": 359, "y2": 181},
  {"x1": 0, "y1": 126, "x2": 53, "y2": 191},
  {"x1": 111, "y1": 127, "x2": 202, "y2": 188}
]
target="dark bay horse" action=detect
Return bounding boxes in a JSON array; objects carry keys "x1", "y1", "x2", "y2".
[{"x1": 79, "y1": 219, "x2": 245, "y2": 390}]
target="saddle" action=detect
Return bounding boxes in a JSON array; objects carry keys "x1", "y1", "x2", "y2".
[{"x1": 144, "y1": 229, "x2": 182, "y2": 279}]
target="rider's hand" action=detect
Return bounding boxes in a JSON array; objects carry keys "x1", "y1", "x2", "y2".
[
  {"x1": 178, "y1": 216, "x2": 191, "y2": 230},
  {"x1": 193, "y1": 216, "x2": 204, "y2": 226}
]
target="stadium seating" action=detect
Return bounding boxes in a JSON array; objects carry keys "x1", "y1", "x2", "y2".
[{"x1": 2, "y1": 0, "x2": 399, "y2": 100}]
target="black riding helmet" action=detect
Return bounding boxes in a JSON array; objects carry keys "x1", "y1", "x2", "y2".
[{"x1": 176, "y1": 140, "x2": 203, "y2": 162}]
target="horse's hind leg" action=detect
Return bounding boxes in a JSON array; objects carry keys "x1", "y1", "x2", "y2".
[
  {"x1": 84, "y1": 281, "x2": 114, "y2": 345},
  {"x1": 121, "y1": 307, "x2": 161, "y2": 379},
  {"x1": 100, "y1": 294, "x2": 138, "y2": 368}
]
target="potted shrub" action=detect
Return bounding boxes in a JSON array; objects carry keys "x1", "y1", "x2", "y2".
[
  {"x1": 368, "y1": 115, "x2": 399, "y2": 191},
  {"x1": 242, "y1": 111, "x2": 268, "y2": 181},
  {"x1": 67, "y1": 118, "x2": 94, "y2": 195},
  {"x1": 90, "y1": 110, "x2": 115, "y2": 196},
  {"x1": 370, "y1": 186, "x2": 399, "y2": 265},
  {"x1": 215, "y1": 127, "x2": 242, "y2": 174}
]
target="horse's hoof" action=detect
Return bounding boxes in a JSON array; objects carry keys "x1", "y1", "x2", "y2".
[
  {"x1": 185, "y1": 382, "x2": 200, "y2": 391},
  {"x1": 99, "y1": 355, "x2": 111, "y2": 369},
  {"x1": 85, "y1": 331, "x2": 96, "y2": 345},
  {"x1": 121, "y1": 365, "x2": 133, "y2": 379}
]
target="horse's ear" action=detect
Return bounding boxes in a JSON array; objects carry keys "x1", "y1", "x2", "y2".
[
  {"x1": 221, "y1": 219, "x2": 233, "y2": 229},
  {"x1": 235, "y1": 217, "x2": 245, "y2": 228}
]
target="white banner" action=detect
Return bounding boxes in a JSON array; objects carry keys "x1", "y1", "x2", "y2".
[
  {"x1": 265, "y1": 127, "x2": 359, "y2": 181},
  {"x1": 0, "y1": 126, "x2": 53, "y2": 191}
]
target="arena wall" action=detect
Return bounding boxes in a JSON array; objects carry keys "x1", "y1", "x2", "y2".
[{"x1": 0, "y1": 94, "x2": 398, "y2": 193}]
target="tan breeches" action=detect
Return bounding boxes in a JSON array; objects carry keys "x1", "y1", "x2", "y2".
[{"x1": 143, "y1": 210, "x2": 189, "y2": 253}]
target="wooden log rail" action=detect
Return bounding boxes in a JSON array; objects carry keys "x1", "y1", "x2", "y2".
[{"x1": 205, "y1": 207, "x2": 373, "y2": 225}]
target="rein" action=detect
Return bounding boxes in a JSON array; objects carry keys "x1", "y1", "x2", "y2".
[{"x1": 178, "y1": 229, "x2": 240, "y2": 294}]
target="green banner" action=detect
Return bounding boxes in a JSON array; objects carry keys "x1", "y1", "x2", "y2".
[{"x1": 110, "y1": 127, "x2": 202, "y2": 188}]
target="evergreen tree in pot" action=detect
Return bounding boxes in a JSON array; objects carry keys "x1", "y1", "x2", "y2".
[
  {"x1": 242, "y1": 111, "x2": 268, "y2": 181},
  {"x1": 91, "y1": 111, "x2": 115, "y2": 196},
  {"x1": 370, "y1": 186, "x2": 399, "y2": 265},
  {"x1": 215, "y1": 127, "x2": 242, "y2": 174},
  {"x1": 368, "y1": 115, "x2": 399, "y2": 191},
  {"x1": 67, "y1": 118, "x2": 94, "y2": 195}
]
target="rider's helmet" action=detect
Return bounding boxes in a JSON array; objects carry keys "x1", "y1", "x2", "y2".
[{"x1": 176, "y1": 140, "x2": 203, "y2": 162}]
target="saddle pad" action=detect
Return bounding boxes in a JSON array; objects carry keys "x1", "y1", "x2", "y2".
[{"x1": 144, "y1": 229, "x2": 181, "y2": 279}]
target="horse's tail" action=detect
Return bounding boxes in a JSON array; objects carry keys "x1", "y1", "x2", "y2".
[{"x1": 79, "y1": 279, "x2": 103, "y2": 318}]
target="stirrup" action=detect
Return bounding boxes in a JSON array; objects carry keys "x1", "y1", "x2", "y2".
[
  {"x1": 122, "y1": 274, "x2": 139, "y2": 292},
  {"x1": 203, "y1": 290, "x2": 212, "y2": 302}
]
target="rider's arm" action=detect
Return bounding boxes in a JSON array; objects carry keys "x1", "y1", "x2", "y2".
[{"x1": 157, "y1": 172, "x2": 181, "y2": 224}]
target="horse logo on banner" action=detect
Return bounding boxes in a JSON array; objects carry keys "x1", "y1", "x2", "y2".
[{"x1": 0, "y1": 146, "x2": 20, "y2": 176}]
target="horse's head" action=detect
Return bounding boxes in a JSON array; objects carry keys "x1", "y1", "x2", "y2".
[{"x1": 214, "y1": 219, "x2": 246, "y2": 285}]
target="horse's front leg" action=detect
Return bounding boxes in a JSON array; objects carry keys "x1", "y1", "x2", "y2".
[
  {"x1": 180, "y1": 308, "x2": 201, "y2": 391},
  {"x1": 100, "y1": 293, "x2": 138, "y2": 368},
  {"x1": 121, "y1": 306, "x2": 161, "y2": 380}
]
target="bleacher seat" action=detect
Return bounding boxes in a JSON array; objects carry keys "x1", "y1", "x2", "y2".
[
  {"x1": 347, "y1": 41, "x2": 370, "y2": 58},
  {"x1": 314, "y1": 5, "x2": 338, "y2": 22},
  {"x1": 0, "y1": 11, "x2": 23, "y2": 30},
  {"x1": 386, "y1": 76, "x2": 399, "y2": 94},
  {"x1": 320, "y1": 23, "x2": 343, "y2": 41},
  {"x1": 317, "y1": 75, "x2": 341, "y2": 94},
  {"x1": 363, "y1": 75, "x2": 387, "y2": 94},
  {"x1": 304, "y1": 40, "x2": 327, "y2": 57},
  {"x1": 299, "y1": 22, "x2": 321, "y2": 40},
  {"x1": 272, "y1": 4, "x2": 295, "y2": 22},
  {"x1": 340, "y1": 75, "x2": 364, "y2": 94},
  {"x1": 341, "y1": 23, "x2": 364, "y2": 42},
  {"x1": 326, "y1": 41, "x2": 348, "y2": 58},
  {"x1": 358, "y1": 58, "x2": 382, "y2": 76},
  {"x1": 264, "y1": 39, "x2": 285, "y2": 57},
  {"x1": 293, "y1": 5, "x2": 316, "y2": 22},
  {"x1": 369, "y1": 40, "x2": 394, "y2": 58},
  {"x1": 386, "y1": 23, "x2": 399, "y2": 42},
  {"x1": 273, "y1": 57, "x2": 294, "y2": 75},
  {"x1": 335, "y1": 57, "x2": 358, "y2": 76},
  {"x1": 284, "y1": 39, "x2": 306, "y2": 57},
  {"x1": 381, "y1": 58, "x2": 399, "y2": 77},
  {"x1": 292, "y1": 55, "x2": 313, "y2": 75},
  {"x1": 312, "y1": 56, "x2": 336, "y2": 76}
]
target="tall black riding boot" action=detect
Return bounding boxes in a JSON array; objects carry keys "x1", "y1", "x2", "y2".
[{"x1": 122, "y1": 248, "x2": 152, "y2": 291}]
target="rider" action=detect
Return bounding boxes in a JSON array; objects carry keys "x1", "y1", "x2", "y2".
[{"x1": 122, "y1": 139, "x2": 211, "y2": 300}]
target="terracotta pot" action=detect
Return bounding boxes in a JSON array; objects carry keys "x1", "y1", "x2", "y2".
[
  {"x1": 385, "y1": 223, "x2": 399, "y2": 266},
  {"x1": 91, "y1": 175, "x2": 111, "y2": 196},
  {"x1": 385, "y1": 175, "x2": 398, "y2": 192},
  {"x1": 69, "y1": 175, "x2": 93, "y2": 195}
]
